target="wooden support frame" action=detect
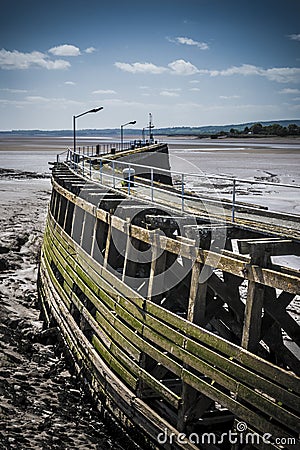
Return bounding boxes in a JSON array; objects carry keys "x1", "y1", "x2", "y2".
[{"x1": 39, "y1": 165, "x2": 300, "y2": 448}]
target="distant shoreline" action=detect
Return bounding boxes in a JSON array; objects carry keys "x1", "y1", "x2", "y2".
[{"x1": 1, "y1": 135, "x2": 300, "y2": 152}]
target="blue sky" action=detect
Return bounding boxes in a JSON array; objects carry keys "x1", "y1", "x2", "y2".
[{"x1": 0, "y1": 0, "x2": 299, "y2": 130}]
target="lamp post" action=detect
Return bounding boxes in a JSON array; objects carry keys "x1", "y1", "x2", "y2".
[
  {"x1": 120, "y1": 120, "x2": 136, "y2": 150},
  {"x1": 73, "y1": 107, "x2": 103, "y2": 154}
]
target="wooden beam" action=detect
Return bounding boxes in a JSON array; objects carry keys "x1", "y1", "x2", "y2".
[
  {"x1": 147, "y1": 230, "x2": 167, "y2": 302},
  {"x1": 241, "y1": 244, "x2": 270, "y2": 353}
]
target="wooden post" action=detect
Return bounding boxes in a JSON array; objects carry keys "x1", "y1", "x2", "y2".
[
  {"x1": 147, "y1": 230, "x2": 167, "y2": 302},
  {"x1": 241, "y1": 244, "x2": 270, "y2": 353},
  {"x1": 187, "y1": 260, "x2": 207, "y2": 326},
  {"x1": 177, "y1": 255, "x2": 213, "y2": 432},
  {"x1": 122, "y1": 219, "x2": 140, "y2": 281},
  {"x1": 103, "y1": 212, "x2": 112, "y2": 270}
]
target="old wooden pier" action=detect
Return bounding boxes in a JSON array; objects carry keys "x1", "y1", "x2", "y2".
[{"x1": 38, "y1": 142, "x2": 300, "y2": 449}]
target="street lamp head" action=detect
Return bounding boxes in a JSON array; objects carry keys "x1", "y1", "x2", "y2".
[
  {"x1": 74, "y1": 107, "x2": 104, "y2": 119},
  {"x1": 91, "y1": 107, "x2": 104, "y2": 113},
  {"x1": 122, "y1": 120, "x2": 137, "y2": 127}
]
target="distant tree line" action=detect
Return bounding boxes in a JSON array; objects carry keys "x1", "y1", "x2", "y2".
[{"x1": 229, "y1": 123, "x2": 300, "y2": 137}]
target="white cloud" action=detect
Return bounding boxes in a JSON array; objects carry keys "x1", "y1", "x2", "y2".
[
  {"x1": 263, "y1": 67, "x2": 300, "y2": 83},
  {"x1": 174, "y1": 36, "x2": 209, "y2": 50},
  {"x1": 168, "y1": 59, "x2": 199, "y2": 75},
  {"x1": 26, "y1": 96, "x2": 49, "y2": 103},
  {"x1": 65, "y1": 81, "x2": 76, "y2": 85},
  {"x1": 288, "y1": 34, "x2": 300, "y2": 41},
  {"x1": 0, "y1": 88, "x2": 28, "y2": 93},
  {"x1": 279, "y1": 88, "x2": 300, "y2": 94},
  {"x1": 209, "y1": 64, "x2": 300, "y2": 83},
  {"x1": 24, "y1": 95, "x2": 81, "y2": 107},
  {"x1": 48, "y1": 44, "x2": 81, "y2": 56},
  {"x1": 190, "y1": 87, "x2": 201, "y2": 91},
  {"x1": 210, "y1": 64, "x2": 261, "y2": 77},
  {"x1": 85, "y1": 47, "x2": 96, "y2": 53},
  {"x1": 162, "y1": 87, "x2": 181, "y2": 91},
  {"x1": 160, "y1": 90, "x2": 179, "y2": 97},
  {"x1": 92, "y1": 89, "x2": 116, "y2": 94},
  {"x1": 0, "y1": 49, "x2": 70, "y2": 70},
  {"x1": 114, "y1": 59, "x2": 300, "y2": 83},
  {"x1": 99, "y1": 98, "x2": 144, "y2": 107},
  {"x1": 114, "y1": 61, "x2": 167, "y2": 74},
  {"x1": 219, "y1": 95, "x2": 240, "y2": 99}
]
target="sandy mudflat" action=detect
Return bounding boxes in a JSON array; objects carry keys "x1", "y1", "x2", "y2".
[{"x1": 0, "y1": 169, "x2": 126, "y2": 450}]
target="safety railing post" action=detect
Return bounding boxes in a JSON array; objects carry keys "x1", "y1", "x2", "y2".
[
  {"x1": 232, "y1": 178, "x2": 236, "y2": 223},
  {"x1": 181, "y1": 173, "x2": 185, "y2": 211},
  {"x1": 89, "y1": 158, "x2": 92, "y2": 178},
  {"x1": 151, "y1": 167, "x2": 154, "y2": 202},
  {"x1": 128, "y1": 164, "x2": 131, "y2": 195},
  {"x1": 82, "y1": 155, "x2": 85, "y2": 175},
  {"x1": 112, "y1": 161, "x2": 115, "y2": 188},
  {"x1": 100, "y1": 158, "x2": 103, "y2": 183}
]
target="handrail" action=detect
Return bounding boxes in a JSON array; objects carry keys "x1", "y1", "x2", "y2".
[
  {"x1": 61, "y1": 148, "x2": 300, "y2": 226},
  {"x1": 63, "y1": 148, "x2": 300, "y2": 190}
]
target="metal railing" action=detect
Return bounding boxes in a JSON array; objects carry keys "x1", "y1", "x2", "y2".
[
  {"x1": 59, "y1": 149, "x2": 300, "y2": 225},
  {"x1": 68, "y1": 139, "x2": 160, "y2": 157}
]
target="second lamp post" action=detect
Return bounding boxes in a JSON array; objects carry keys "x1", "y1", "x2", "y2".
[
  {"x1": 120, "y1": 120, "x2": 136, "y2": 150},
  {"x1": 73, "y1": 107, "x2": 104, "y2": 154}
]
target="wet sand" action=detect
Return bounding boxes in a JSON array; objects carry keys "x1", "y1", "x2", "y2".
[{"x1": 0, "y1": 169, "x2": 126, "y2": 450}]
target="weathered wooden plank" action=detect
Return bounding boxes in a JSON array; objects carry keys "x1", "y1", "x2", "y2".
[
  {"x1": 241, "y1": 245, "x2": 271, "y2": 353},
  {"x1": 45, "y1": 233, "x2": 143, "y2": 363},
  {"x1": 51, "y1": 185, "x2": 300, "y2": 294},
  {"x1": 238, "y1": 238, "x2": 300, "y2": 256},
  {"x1": 146, "y1": 301, "x2": 300, "y2": 394},
  {"x1": 45, "y1": 211, "x2": 300, "y2": 394},
  {"x1": 46, "y1": 222, "x2": 146, "y2": 345},
  {"x1": 187, "y1": 260, "x2": 207, "y2": 326},
  {"x1": 43, "y1": 260, "x2": 196, "y2": 449},
  {"x1": 132, "y1": 397, "x2": 200, "y2": 450},
  {"x1": 264, "y1": 295, "x2": 300, "y2": 346},
  {"x1": 147, "y1": 230, "x2": 167, "y2": 301},
  {"x1": 47, "y1": 215, "x2": 145, "y2": 308},
  {"x1": 45, "y1": 231, "x2": 186, "y2": 404},
  {"x1": 181, "y1": 369, "x2": 296, "y2": 444},
  {"x1": 141, "y1": 314, "x2": 300, "y2": 430},
  {"x1": 42, "y1": 254, "x2": 139, "y2": 392},
  {"x1": 92, "y1": 335, "x2": 138, "y2": 389}
]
